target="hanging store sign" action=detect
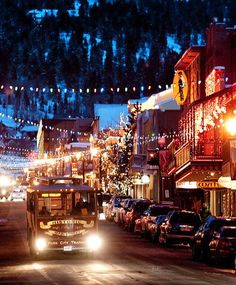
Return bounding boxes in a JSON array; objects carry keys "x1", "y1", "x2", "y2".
[
  {"x1": 197, "y1": 181, "x2": 222, "y2": 189},
  {"x1": 176, "y1": 181, "x2": 198, "y2": 189},
  {"x1": 173, "y1": 70, "x2": 188, "y2": 105}
]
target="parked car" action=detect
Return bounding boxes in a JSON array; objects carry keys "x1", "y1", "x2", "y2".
[
  {"x1": 117, "y1": 198, "x2": 137, "y2": 226},
  {"x1": 104, "y1": 195, "x2": 131, "y2": 221},
  {"x1": 208, "y1": 226, "x2": 236, "y2": 266},
  {"x1": 192, "y1": 216, "x2": 236, "y2": 261},
  {"x1": 97, "y1": 192, "x2": 112, "y2": 213},
  {"x1": 149, "y1": 214, "x2": 168, "y2": 242},
  {"x1": 135, "y1": 204, "x2": 178, "y2": 236},
  {"x1": 159, "y1": 210, "x2": 201, "y2": 247},
  {"x1": 125, "y1": 199, "x2": 152, "y2": 232},
  {"x1": 11, "y1": 187, "x2": 26, "y2": 201}
]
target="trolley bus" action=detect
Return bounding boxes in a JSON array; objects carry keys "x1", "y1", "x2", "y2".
[{"x1": 26, "y1": 176, "x2": 102, "y2": 256}]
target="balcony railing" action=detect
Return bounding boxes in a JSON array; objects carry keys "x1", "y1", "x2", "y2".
[
  {"x1": 129, "y1": 154, "x2": 147, "y2": 172},
  {"x1": 193, "y1": 139, "x2": 222, "y2": 159},
  {"x1": 175, "y1": 142, "x2": 191, "y2": 169},
  {"x1": 172, "y1": 139, "x2": 222, "y2": 170}
]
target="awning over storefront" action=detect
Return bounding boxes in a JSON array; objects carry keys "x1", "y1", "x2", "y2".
[
  {"x1": 176, "y1": 169, "x2": 225, "y2": 190},
  {"x1": 218, "y1": 176, "x2": 236, "y2": 190},
  {"x1": 219, "y1": 161, "x2": 236, "y2": 190}
]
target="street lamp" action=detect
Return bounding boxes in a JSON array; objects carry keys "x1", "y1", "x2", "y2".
[
  {"x1": 225, "y1": 117, "x2": 236, "y2": 136},
  {"x1": 141, "y1": 174, "x2": 150, "y2": 184},
  {"x1": 141, "y1": 174, "x2": 150, "y2": 198}
]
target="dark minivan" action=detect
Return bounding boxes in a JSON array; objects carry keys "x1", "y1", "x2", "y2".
[{"x1": 159, "y1": 210, "x2": 201, "y2": 246}]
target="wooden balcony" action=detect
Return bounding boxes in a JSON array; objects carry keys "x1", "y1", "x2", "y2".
[
  {"x1": 169, "y1": 139, "x2": 223, "y2": 173},
  {"x1": 129, "y1": 154, "x2": 147, "y2": 174}
]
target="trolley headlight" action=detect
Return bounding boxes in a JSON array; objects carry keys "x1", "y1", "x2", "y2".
[
  {"x1": 0, "y1": 175, "x2": 12, "y2": 186},
  {"x1": 1, "y1": 189, "x2": 6, "y2": 195},
  {"x1": 86, "y1": 234, "x2": 103, "y2": 251},
  {"x1": 35, "y1": 238, "x2": 47, "y2": 251}
]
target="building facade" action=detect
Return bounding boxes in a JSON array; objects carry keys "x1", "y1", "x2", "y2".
[
  {"x1": 36, "y1": 117, "x2": 99, "y2": 183},
  {"x1": 169, "y1": 23, "x2": 236, "y2": 216}
]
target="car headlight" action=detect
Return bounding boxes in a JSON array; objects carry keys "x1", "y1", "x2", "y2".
[
  {"x1": 35, "y1": 238, "x2": 47, "y2": 251},
  {"x1": 86, "y1": 234, "x2": 103, "y2": 251}
]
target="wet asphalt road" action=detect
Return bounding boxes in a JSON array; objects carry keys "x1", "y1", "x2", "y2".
[{"x1": 0, "y1": 200, "x2": 235, "y2": 285}]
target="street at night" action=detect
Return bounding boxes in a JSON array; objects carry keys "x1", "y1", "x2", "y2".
[
  {"x1": 0, "y1": 200, "x2": 235, "y2": 285},
  {"x1": 1, "y1": 1, "x2": 236, "y2": 284}
]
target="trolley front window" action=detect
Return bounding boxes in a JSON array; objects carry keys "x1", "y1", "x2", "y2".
[{"x1": 37, "y1": 191, "x2": 96, "y2": 216}]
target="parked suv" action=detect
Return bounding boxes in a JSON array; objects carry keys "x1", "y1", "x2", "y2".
[
  {"x1": 105, "y1": 195, "x2": 131, "y2": 221},
  {"x1": 117, "y1": 198, "x2": 137, "y2": 226},
  {"x1": 135, "y1": 204, "x2": 178, "y2": 236},
  {"x1": 208, "y1": 225, "x2": 236, "y2": 266},
  {"x1": 149, "y1": 214, "x2": 169, "y2": 243},
  {"x1": 125, "y1": 199, "x2": 152, "y2": 232},
  {"x1": 192, "y1": 216, "x2": 236, "y2": 261},
  {"x1": 159, "y1": 210, "x2": 201, "y2": 246}
]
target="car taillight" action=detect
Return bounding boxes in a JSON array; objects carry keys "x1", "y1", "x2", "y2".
[
  {"x1": 136, "y1": 219, "x2": 141, "y2": 224},
  {"x1": 218, "y1": 240, "x2": 232, "y2": 249},
  {"x1": 166, "y1": 223, "x2": 172, "y2": 232}
]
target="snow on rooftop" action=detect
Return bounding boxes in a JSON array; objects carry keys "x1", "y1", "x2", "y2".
[
  {"x1": 141, "y1": 88, "x2": 180, "y2": 111},
  {"x1": 0, "y1": 115, "x2": 20, "y2": 128},
  {"x1": 21, "y1": 125, "x2": 38, "y2": 132},
  {"x1": 94, "y1": 104, "x2": 129, "y2": 130}
]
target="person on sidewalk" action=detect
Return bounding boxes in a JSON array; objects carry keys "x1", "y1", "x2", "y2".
[{"x1": 199, "y1": 203, "x2": 211, "y2": 222}]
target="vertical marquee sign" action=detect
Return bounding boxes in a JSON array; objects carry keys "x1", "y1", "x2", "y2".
[
  {"x1": 230, "y1": 140, "x2": 236, "y2": 180},
  {"x1": 173, "y1": 70, "x2": 188, "y2": 105}
]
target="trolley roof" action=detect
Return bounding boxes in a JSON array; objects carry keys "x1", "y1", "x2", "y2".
[{"x1": 27, "y1": 176, "x2": 94, "y2": 193}]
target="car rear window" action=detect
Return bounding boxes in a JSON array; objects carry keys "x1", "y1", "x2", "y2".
[
  {"x1": 221, "y1": 228, "x2": 236, "y2": 238},
  {"x1": 134, "y1": 201, "x2": 151, "y2": 213},
  {"x1": 171, "y1": 212, "x2": 200, "y2": 225},
  {"x1": 127, "y1": 199, "x2": 136, "y2": 208},
  {"x1": 150, "y1": 207, "x2": 175, "y2": 216}
]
